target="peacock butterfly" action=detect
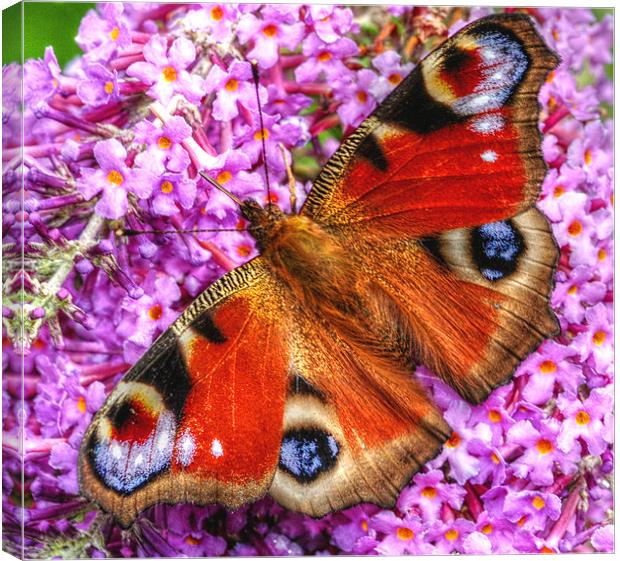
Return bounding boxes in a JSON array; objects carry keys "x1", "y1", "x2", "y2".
[{"x1": 79, "y1": 13, "x2": 559, "y2": 527}]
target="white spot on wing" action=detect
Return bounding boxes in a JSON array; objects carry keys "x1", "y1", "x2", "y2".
[
  {"x1": 176, "y1": 431, "x2": 196, "y2": 467},
  {"x1": 211, "y1": 438, "x2": 224, "y2": 458},
  {"x1": 481, "y1": 150, "x2": 498, "y2": 163},
  {"x1": 471, "y1": 114, "x2": 505, "y2": 135}
]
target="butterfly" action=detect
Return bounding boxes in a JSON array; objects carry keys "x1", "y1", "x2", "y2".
[{"x1": 79, "y1": 13, "x2": 559, "y2": 527}]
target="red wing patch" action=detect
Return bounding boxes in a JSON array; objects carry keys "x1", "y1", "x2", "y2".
[{"x1": 174, "y1": 294, "x2": 289, "y2": 485}]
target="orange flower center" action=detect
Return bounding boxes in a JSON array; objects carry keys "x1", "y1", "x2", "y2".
[
  {"x1": 104, "y1": 81, "x2": 115, "y2": 94},
  {"x1": 568, "y1": 220, "x2": 583, "y2": 236},
  {"x1": 491, "y1": 452, "x2": 500, "y2": 464},
  {"x1": 540, "y1": 360, "x2": 557, "y2": 374},
  {"x1": 262, "y1": 24, "x2": 278, "y2": 37},
  {"x1": 158, "y1": 136, "x2": 172, "y2": 149},
  {"x1": 532, "y1": 496, "x2": 545, "y2": 510},
  {"x1": 554, "y1": 185, "x2": 565, "y2": 198},
  {"x1": 361, "y1": 520, "x2": 369, "y2": 532},
  {"x1": 397, "y1": 527, "x2": 414, "y2": 541},
  {"x1": 226, "y1": 78, "x2": 239, "y2": 91},
  {"x1": 444, "y1": 529, "x2": 459, "y2": 542},
  {"x1": 446, "y1": 432, "x2": 461, "y2": 448},
  {"x1": 217, "y1": 170, "x2": 232, "y2": 184},
  {"x1": 254, "y1": 128, "x2": 270, "y2": 141},
  {"x1": 567, "y1": 285, "x2": 578, "y2": 296},
  {"x1": 162, "y1": 66, "x2": 177, "y2": 82},
  {"x1": 575, "y1": 410, "x2": 590, "y2": 425},
  {"x1": 536, "y1": 439, "x2": 553, "y2": 455},
  {"x1": 237, "y1": 244, "x2": 252, "y2": 258},
  {"x1": 318, "y1": 51, "x2": 332, "y2": 62},
  {"x1": 107, "y1": 170, "x2": 124, "y2": 185},
  {"x1": 488, "y1": 409, "x2": 502, "y2": 423},
  {"x1": 421, "y1": 486, "x2": 437, "y2": 499},
  {"x1": 211, "y1": 6, "x2": 224, "y2": 21},
  {"x1": 584, "y1": 149, "x2": 592, "y2": 165},
  {"x1": 388, "y1": 73, "x2": 403, "y2": 85},
  {"x1": 185, "y1": 535, "x2": 201, "y2": 546},
  {"x1": 77, "y1": 396, "x2": 87, "y2": 414},
  {"x1": 148, "y1": 304, "x2": 163, "y2": 320},
  {"x1": 161, "y1": 181, "x2": 174, "y2": 194},
  {"x1": 110, "y1": 26, "x2": 120, "y2": 41},
  {"x1": 540, "y1": 546, "x2": 555, "y2": 554},
  {"x1": 265, "y1": 192, "x2": 279, "y2": 204},
  {"x1": 593, "y1": 331, "x2": 606, "y2": 346},
  {"x1": 356, "y1": 91, "x2": 368, "y2": 103},
  {"x1": 517, "y1": 515, "x2": 527, "y2": 527},
  {"x1": 598, "y1": 249, "x2": 607, "y2": 261},
  {"x1": 481, "y1": 524, "x2": 493, "y2": 535}
]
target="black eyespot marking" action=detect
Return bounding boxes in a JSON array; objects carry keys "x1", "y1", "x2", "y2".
[
  {"x1": 443, "y1": 45, "x2": 469, "y2": 73},
  {"x1": 109, "y1": 401, "x2": 133, "y2": 431},
  {"x1": 193, "y1": 314, "x2": 227, "y2": 344},
  {"x1": 279, "y1": 428, "x2": 340, "y2": 483},
  {"x1": 379, "y1": 67, "x2": 464, "y2": 134},
  {"x1": 419, "y1": 236, "x2": 447, "y2": 268},
  {"x1": 125, "y1": 331, "x2": 191, "y2": 418},
  {"x1": 357, "y1": 134, "x2": 388, "y2": 172},
  {"x1": 289, "y1": 375, "x2": 326, "y2": 401},
  {"x1": 471, "y1": 220, "x2": 525, "y2": 281}
]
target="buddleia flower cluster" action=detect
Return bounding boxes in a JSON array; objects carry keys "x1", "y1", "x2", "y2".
[{"x1": 2, "y1": 4, "x2": 613, "y2": 557}]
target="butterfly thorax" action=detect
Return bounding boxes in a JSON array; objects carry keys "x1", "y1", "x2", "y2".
[{"x1": 242, "y1": 202, "x2": 358, "y2": 307}]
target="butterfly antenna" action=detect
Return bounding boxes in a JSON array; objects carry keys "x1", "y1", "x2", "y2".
[
  {"x1": 198, "y1": 170, "x2": 244, "y2": 207},
  {"x1": 251, "y1": 61, "x2": 272, "y2": 213},
  {"x1": 123, "y1": 227, "x2": 250, "y2": 236}
]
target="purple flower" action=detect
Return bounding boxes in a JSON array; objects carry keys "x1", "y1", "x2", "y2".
[
  {"x1": 430, "y1": 399, "x2": 492, "y2": 484},
  {"x1": 127, "y1": 36, "x2": 205, "y2": 105},
  {"x1": 76, "y1": 138, "x2": 155, "y2": 219},
  {"x1": 518, "y1": 341, "x2": 585, "y2": 405},
  {"x1": 556, "y1": 388, "x2": 613, "y2": 456},
  {"x1": 183, "y1": 4, "x2": 240, "y2": 43},
  {"x1": 76, "y1": 63, "x2": 119, "y2": 106},
  {"x1": 134, "y1": 115, "x2": 192, "y2": 173},
  {"x1": 24, "y1": 47, "x2": 63, "y2": 107},
  {"x1": 333, "y1": 69, "x2": 378, "y2": 129},
  {"x1": 303, "y1": 6, "x2": 355, "y2": 43},
  {"x1": 371, "y1": 511, "x2": 432, "y2": 554},
  {"x1": 76, "y1": 3, "x2": 132, "y2": 62},
  {"x1": 237, "y1": 7, "x2": 305, "y2": 69},
  {"x1": 295, "y1": 33, "x2": 358, "y2": 83},
  {"x1": 204, "y1": 60, "x2": 266, "y2": 122},
  {"x1": 507, "y1": 419, "x2": 580, "y2": 485},
  {"x1": 503, "y1": 490, "x2": 562, "y2": 532},
  {"x1": 370, "y1": 50, "x2": 414, "y2": 100},
  {"x1": 397, "y1": 469, "x2": 465, "y2": 522},
  {"x1": 591, "y1": 524, "x2": 614, "y2": 552}
]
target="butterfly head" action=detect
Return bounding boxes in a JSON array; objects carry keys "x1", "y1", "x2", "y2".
[{"x1": 241, "y1": 199, "x2": 286, "y2": 249}]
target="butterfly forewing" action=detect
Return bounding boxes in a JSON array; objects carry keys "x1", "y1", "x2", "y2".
[
  {"x1": 79, "y1": 259, "x2": 292, "y2": 526},
  {"x1": 303, "y1": 14, "x2": 559, "y2": 237}
]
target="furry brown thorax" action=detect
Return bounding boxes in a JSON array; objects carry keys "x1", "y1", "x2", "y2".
[{"x1": 241, "y1": 200, "x2": 357, "y2": 308}]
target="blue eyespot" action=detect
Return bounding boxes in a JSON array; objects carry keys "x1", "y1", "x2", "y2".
[
  {"x1": 472, "y1": 220, "x2": 524, "y2": 281},
  {"x1": 279, "y1": 429, "x2": 339, "y2": 483}
]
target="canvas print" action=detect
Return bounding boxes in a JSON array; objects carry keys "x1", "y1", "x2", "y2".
[{"x1": 2, "y1": 2, "x2": 614, "y2": 558}]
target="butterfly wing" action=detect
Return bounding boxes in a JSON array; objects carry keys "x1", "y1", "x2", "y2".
[
  {"x1": 79, "y1": 259, "x2": 291, "y2": 527},
  {"x1": 303, "y1": 14, "x2": 558, "y2": 237},
  {"x1": 302, "y1": 14, "x2": 559, "y2": 403},
  {"x1": 268, "y1": 307, "x2": 450, "y2": 516}
]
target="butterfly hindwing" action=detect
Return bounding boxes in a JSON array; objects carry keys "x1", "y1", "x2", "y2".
[
  {"x1": 79, "y1": 259, "x2": 291, "y2": 527},
  {"x1": 269, "y1": 303, "x2": 450, "y2": 516},
  {"x1": 303, "y1": 14, "x2": 558, "y2": 238}
]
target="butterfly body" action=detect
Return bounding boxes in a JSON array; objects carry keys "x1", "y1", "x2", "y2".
[{"x1": 80, "y1": 14, "x2": 560, "y2": 526}]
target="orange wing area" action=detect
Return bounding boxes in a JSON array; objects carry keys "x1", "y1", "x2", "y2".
[
  {"x1": 269, "y1": 303, "x2": 450, "y2": 516},
  {"x1": 302, "y1": 14, "x2": 558, "y2": 237},
  {"x1": 365, "y1": 235, "x2": 558, "y2": 403},
  {"x1": 79, "y1": 259, "x2": 290, "y2": 527}
]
